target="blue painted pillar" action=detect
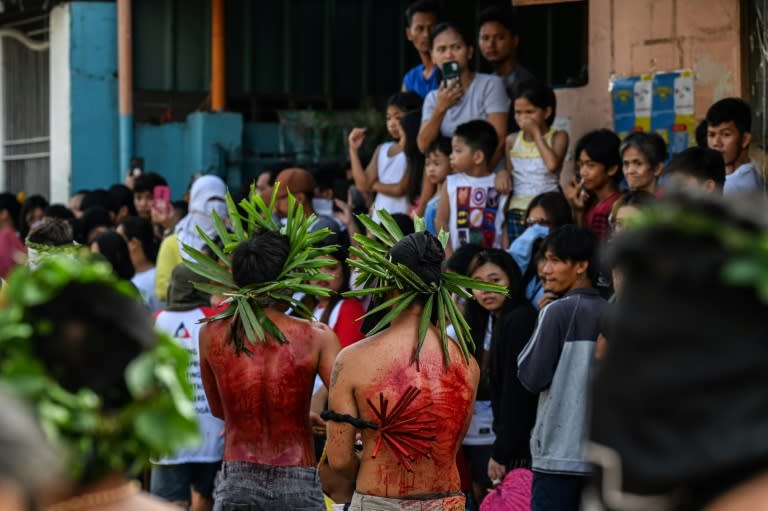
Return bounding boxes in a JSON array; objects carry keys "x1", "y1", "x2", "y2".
[{"x1": 50, "y1": 2, "x2": 119, "y2": 197}]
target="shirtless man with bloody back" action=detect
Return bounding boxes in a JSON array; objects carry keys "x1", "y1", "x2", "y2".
[
  {"x1": 326, "y1": 231, "x2": 481, "y2": 510},
  {"x1": 199, "y1": 231, "x2": 340, "y2": 510}
]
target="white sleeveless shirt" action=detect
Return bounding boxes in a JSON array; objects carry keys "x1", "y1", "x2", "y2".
[
  {"x1": 371, "y1": 142, "x2": 410, "y2": 222},
  {"x1": 509, "y1": 130, "x2": 560, "y2": 199}
]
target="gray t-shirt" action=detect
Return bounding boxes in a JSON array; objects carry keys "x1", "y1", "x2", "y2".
[{"x1": 422, "y1": 72, "x2": 510, "y2": 139}]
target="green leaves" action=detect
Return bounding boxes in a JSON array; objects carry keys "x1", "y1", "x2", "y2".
[
  {"x1": 182, "y1": 182, "x2": 339, "y2": 350},
  {"x1": 342, "y1": 210, "x2": 508, "y2": 365},
  {"x1": 0, "y1": 257, "x2": 199, "y2": 482}
]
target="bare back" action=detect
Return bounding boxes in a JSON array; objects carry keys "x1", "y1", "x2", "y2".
[
  {"x1": 328, "y1": 315, "x2": 479, "y2": 497},
  {"x1": 199, "y1": 309, "x2": 340, "y2": 466}
]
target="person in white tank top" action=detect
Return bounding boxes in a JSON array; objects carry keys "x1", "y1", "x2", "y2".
[
  {"x1": 347, "y1": 92, "x2": 422, "y2": 223},
  {"x1": 503, "y1": 81, "x2": 568, "y2": 245}
]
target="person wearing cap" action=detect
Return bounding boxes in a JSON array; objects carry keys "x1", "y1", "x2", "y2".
[
  {"x1": 151, "y1": 264, "x2": 224, "y2": 510},
  {"x1": 275, "y1": 167, "x2": 345, "y2": 238}
]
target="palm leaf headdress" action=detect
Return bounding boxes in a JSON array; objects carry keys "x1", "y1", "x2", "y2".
[
  {"x1": 182, "y1": 183, "x2": 338, "y2": 353},
  {"x1": 343, "y1": 211, "x2": 508, "y2": 364}
]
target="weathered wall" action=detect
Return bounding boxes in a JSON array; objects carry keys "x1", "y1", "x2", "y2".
[{"x1": 556, "y1": 0, "x2": 743, "y2": 150}]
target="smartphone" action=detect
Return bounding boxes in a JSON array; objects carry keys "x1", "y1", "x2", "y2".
[
  {"x1": 129, "y1": 157, "x2": 144, "y2": 178},
  {"x1": 442, "y1": 61, "x2": 461, "y2": 88},
  {"x1": 153, "y1": 185, "x2": 171, "y2": 213}
]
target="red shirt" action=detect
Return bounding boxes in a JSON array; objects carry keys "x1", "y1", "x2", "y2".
[
  {"x1": 0, "y1": 227, "x2": 25, "y2": 279},
  {"x1": 316, "y1": 298, "x2": 365, "y2": 348},
  {"x1": 585, "y1": 192, "x2": 622, "y2": 241}
]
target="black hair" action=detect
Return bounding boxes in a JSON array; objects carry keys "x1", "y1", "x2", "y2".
[
  {"x1": 477, "y1": 5, "x2": 519, "y2": 38},
  {"x1": 665, "y1": 146, "x2": 726, "y2": 190},
  {"x1": 19, "y1": 194, "x2": 49, "y2": 240},
  {"x1": 595, "y1": 193, "x2": 768, "y2": 504},
  {"x1": 108, "y1": 184, "x2": 137, "y2": 217},
  {"x1": 92, "y1": 231, "x2": 135, "y2": 280},
  {"x1": 575, "y1": 129, "x2": 623, "y2": 183},
  {"x1": 705, "y1": 97, "x2": 752, "y2": 134},
  {"x1": 426, "y1": 136, "x2": 452, "y2": 158},
  {"x1": 26, "y1": 218, "x2": 74, "y2": 246},
  {"x1": 0, "y1": 192, "x2": 21, "y2": 228},
  {"x1": 119, "y1": 216, "x2": 159, "y2": 263},
  {"x1": 389, "y1": 231, "x2": 443, "y2": 304},
  {"x1": 524, "y1": 191, "x2": 573, "y2": 228},
  {"x1": 444, "y1": 243, "x2": 483, "y2": 274},
  {"x1": 543, "y1": 225, "x2": 599, "y2": 284},
  {"x1": 620, "y1": 132, "x2": 668, "y2": 170},
  {"x1": 27, "y1": 280, "x2": 152, "y2": 483},
  {"x1": 613, "y1": 190, "x2": 657, "y2": 211},
  {"x1": 387, "y1": 91, "x2": 423, "y2": 113},
  {"x1": 81, "y1": 189, "x2": 117, "y2": 215},
  {"x1": 405, "y1": 0, "x2": 439, "y2": 26},
  {"x1": 454, "y1": 119, "x2": 499, "y2": 165},
  {"x1": 391, "y1": 213, "x2": 415, "y2": 236},
  {"x1": 515, "y1": 80, "x2": 557, "y2": 126},
  {"x1": 429, "y1": 22, "x2": 472, "y2": 50},
  {"x1": 463, "y1": 248, "x2": 526, "y2": 401},
  {"x1": 80, "y1": 207, "x2": 113, "y2": 243},
  {"x1": 44, "y1": 204, "x2": 75, "y2": 220},
  {"x1": 231, "y1": 231, "x2": 290, "y2": 288},
  {"x1": 695, "y1": 119, "x2": 709, "y2": 148},
  {"x1": 399, "y1": 109, "x2": 426, "y2": 203},
  {"x1": 132, "y1": 172, "x2": 168, "y2": 195},
  {"x1": 172, "y1": 200, "x2": 188, "y2": 218}
]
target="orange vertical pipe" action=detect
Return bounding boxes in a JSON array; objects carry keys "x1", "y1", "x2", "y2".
[
  {"x1": 118, "y1": 0, "x2": 132, "y2": 116},
  {"x1": 211, "y1": 0, "x2": 226, "y2": 111}
]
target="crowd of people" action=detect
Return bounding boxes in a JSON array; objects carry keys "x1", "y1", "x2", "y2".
[{"x1": 0, "y1": 2, "x2": 767, "y2": 511}]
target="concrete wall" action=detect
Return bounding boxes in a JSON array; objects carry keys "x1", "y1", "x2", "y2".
[{"x1": 556, "y1": 0, "x2": 743, "y2": 152}]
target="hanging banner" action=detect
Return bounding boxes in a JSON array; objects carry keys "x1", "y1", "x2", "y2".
[{"x1": 610, "y1": 69, "x2": 695, "y2": 157}]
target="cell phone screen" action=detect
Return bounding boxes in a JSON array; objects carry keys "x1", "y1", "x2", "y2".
[
  {"x1": 153, "y1": 185, "x2": 171, "y2": 212},
  {"x1": 442, "y1": 61, "x2": 460, "y2": 88}
]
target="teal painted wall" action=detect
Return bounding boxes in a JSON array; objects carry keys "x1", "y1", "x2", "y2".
[
  {"x1": 135, "y1": 122, "x2": 186, "y2": 200},
  {"x1": 136, "y1": 113, "x2": 243, "y2": 200},
  {"x1": 69, "y1": 2, "x2": 120, "y2": 193}
]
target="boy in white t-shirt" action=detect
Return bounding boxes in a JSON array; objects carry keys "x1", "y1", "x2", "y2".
[
  {"x1": 705, "y1": 97, "x2": 764, "y2": 195},
  {"x1": 436, "y1": 119, "x2": 508, "y2": 257},
  {"x1": 151, "y1": 264, "x2": 224, "y2": 510}
]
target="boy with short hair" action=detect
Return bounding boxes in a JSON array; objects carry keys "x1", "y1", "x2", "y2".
[
  {"x1": 401, "y1": 0, "x2": 440, "y2": 98},
  {"x1": 518, "y1": 225, "x2": 605, "y2": 511},
  {"x1": 705, "y1": 97, "x2": 763, "y2": 194},
  {"x1": 436, "y1": 119, "x2": 507, "y2": 257},
  {"x1": 567, "y1": 129, "x2": 623, "y2": 240},
  {"x1": 665, "y1": 146, "x2": 726, "y2": 194},
  {"x1": 477, "y1": 4, "x2": 535, "y2": 133},
  {"x1": 132, "y1": 172, "x2": 168, "y2": 220}
]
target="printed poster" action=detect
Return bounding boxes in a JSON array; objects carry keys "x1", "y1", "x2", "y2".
[{"x1": 610, "y1": 69, "x2": 696, "y2": 157}]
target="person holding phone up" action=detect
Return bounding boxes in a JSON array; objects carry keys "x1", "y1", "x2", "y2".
[{"x1": 416, "y1": 22, "x2": 510, "y2": 216}]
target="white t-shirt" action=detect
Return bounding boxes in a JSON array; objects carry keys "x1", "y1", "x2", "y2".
[
  {"x1": 724, "y1": 162, "x2": 764, "y2": 195},
  {"x1": 132, "y1": 267, "x2": 163, "y2": 313},
  {"x1": 371, "y1": 141, "x2": 410, "y2": 223},
  {"x1": 445, "y1": 172, "x2": 508, "y2": 251},
  {"x1": 422, "y1": 73, "x2": 510, "y2": 139},
  {"x1": 153, "y1": 308, "x2": 224, "y2": 464}
]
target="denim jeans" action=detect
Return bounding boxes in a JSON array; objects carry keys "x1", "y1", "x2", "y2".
[
  {"x1": 212, "y1": 461, "x2": 325, "y2": 511},
  {"x1": 151, "y1": 461, "x2": 221, "y2": 501},
  {"x1": 531, "y1": 471, "x2": 587, "y2": 511}
]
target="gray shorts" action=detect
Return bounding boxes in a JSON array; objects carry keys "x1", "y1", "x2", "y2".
[
  {"x1": 349, "y1": 490, "x2": 465, "y2": 510},
  {"x1": 212, "y1": 461, "x2": 325, "y2": 511}
]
